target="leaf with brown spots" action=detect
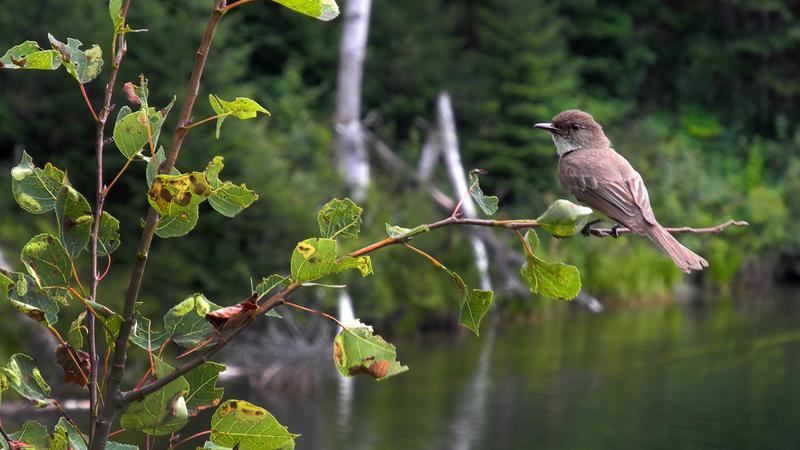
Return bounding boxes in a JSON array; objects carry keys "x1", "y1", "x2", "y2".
[
  {"x1": 54, "y1": 343, "x2": 90, "y2": 387},
  {"x1": 211, "y1": 400, "x2": 297, "y2": 450},
  {"x1": 1, "y1": 41, "x2": 61, "y2": 70},
  {"x1": 290, "y1": 238, "x2": 372, "y2": 283},
  {"x1": 332, "y1": 319, "x2": 408, "y2": 381}
]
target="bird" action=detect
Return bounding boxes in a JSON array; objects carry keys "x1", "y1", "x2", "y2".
[{"x1": 534, "y1": 109, "x2": 708, "y2": 273}]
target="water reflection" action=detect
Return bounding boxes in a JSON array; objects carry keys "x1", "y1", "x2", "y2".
[{"x1": 229, "y1": 289, "x2": 800, "y2": 450}]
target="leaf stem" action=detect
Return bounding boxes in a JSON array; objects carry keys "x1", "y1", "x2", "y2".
[
  {"x1": 167, "y1": 430, "x2": 211, "y2": 450},
  {"x1": 283, "y1": 300, "x2": 347, "y2": 329},
  {"x1": 71, "y1": 262, "x2": 87, "y2": 298},
  {"x1": 185, "y1": 114, "x2": 221, "y2": 130},
  {"x1": 219, "y1": 0, "x2": 256, "y2": 13},
  {"x1": 80, "y1": 83, "x2": 100, "y2": 123},
  {"x1": 103, "y1": 158, "x2": 133, "y2": 196},
  {"x1": 402, "y1": 242, "x2": 445, "y2": 269}
]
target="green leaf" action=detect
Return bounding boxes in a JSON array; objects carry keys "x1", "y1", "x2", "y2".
[
  {"x1": 211, "y1": 400, "x2": 297, "y2": 450},
  {"x1": 68, "y1": 310, "x2": 87, "y2": 350},
  {"x1": 113, "y1": 99, "x2": 174, "y2": 161},
  {"x1": 129, "y1": 313, "x2": 169, "y2": 351},
  {"x1": 536, "y1": 199, "x2": 594, "y2": 238},
  {"x1": 10, "y1": 151, "x2": 65, "y2": 214},
  {"x1": 290, "y1": 238, "x2": 372, "y2": 283},
  {"x1": 163, "y1": 293, "x2": 221, "y2": 348},
  {"x1": 5, "y1": 420, "x2": 49, "y2": 449},
  {"x1": 120, "y1": 357, "x2": 189, "y2": 436},
  {"x1": 0, "y1": 41, "x2": 61, "y2": 70},
  {"x1": 208, "y1": 94, "x2": 270, "y2": 139},
  {"x1": 87, "y1": 301, "x2": 123, "y2": 349},
  {"x1": 98, "y1": 211, "x2": 121, "y2": 256},
  {"x1": 205, "y1": 157, "x2": 259, "y2": 218},
  {"x1": 20, "y1": 234, "x2": 71, "y2": 304},
  {"x1": 154, "y1": 205, "x2": 199, "y2": 238},
  {"x1": 459, "y1": 289, "x2": 494, "y2": 336},
  {"x1": 520, "y1": 253, "x2": 581, "y2": 301},
  {"x1": 468, "y1": 170, "x2": 499, "y2": 216},
  {"x1": 55, "y1": 183, "x2": 93, "y2": 259},
  {"x1": 255, "y1": 275, "x2": 289, "y2": 298},
  {"x1": 0, "y1": 270, "x2": 60, "y2": 325},
  {"x1": 271, "y1": 0, "x2": 340, "y2": 21},
  {"x1": 109, "y1": 0, "x2": 124, "y2": 31},
  {"x1": 145, "y1": 147, "x2": 178, "y2": 187},
  {"x1": 333, "y1": 319, "x2": 408, "y2": 380},
  {"x1": 54, "y1": 418, "x2": 86, "y2": 450},
  {"x1": 184, "y1": 362, "x2": 225, "y2": 416},
  {"x1": 385, "y1": 223, "x2": 430, "y2": 239},
  {"x1": 147, "y1": 172, "x2": 212, "y2": 217},
  {"x1": 48, "y1": 425, "x2": 69, "y2": 450},
  {"x1": 317, "y1": 198, "x2": 362, "y2": 239},
  {"x1": 0, "y1": 354, "x2": 52, "y2": 408},
  {"x1": 524, "y1": 229, "x2": 540, "y2": 249},
  {"x1": 47, "y1": 34, "x2": 102, "y2": 84}
]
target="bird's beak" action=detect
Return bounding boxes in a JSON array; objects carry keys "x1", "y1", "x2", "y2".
[{"x1": 533, "y1": 122, "x2": 560, "y2": 134}]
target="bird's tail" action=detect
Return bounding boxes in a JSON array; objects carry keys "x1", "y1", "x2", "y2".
[{"x1": 646, "y1": 224, "x2": 709, "y2": 273}]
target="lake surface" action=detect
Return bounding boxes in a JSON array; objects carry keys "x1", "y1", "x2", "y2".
[{"x1": 228, "y1": 289, "x2": 800, "y2": 450}]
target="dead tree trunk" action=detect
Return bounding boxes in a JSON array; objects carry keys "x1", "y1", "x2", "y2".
[
  {"x1": 334, "y1": 0, "x2": 372, "y2": 203},
  {"x1": 437, "y1": 92, "x2": 492, "y2": 291}
]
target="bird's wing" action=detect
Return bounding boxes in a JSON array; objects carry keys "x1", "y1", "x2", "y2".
[{"x1": 560, "y1": 154, "x2": 657, "y2": 230}]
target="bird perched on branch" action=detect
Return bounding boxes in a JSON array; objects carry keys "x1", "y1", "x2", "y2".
[{"x1": 534, "y1": 109, "x2": 708, "y2": 273}]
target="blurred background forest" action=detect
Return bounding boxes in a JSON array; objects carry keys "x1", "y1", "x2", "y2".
[{"x1": 0, "y1": 0, "x2": 798, "y2": 335}]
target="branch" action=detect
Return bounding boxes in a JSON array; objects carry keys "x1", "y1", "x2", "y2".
[
  {"x1": 588, "y1": 220, "x2": 749, "y2": 238},
  {"x1": 120, "y1": 215, "x2": 747, "y2": 403},
  {"x1": 87, "y1": 0, "x2": 132, "y2": 441},
  {"x1": 92, "y1": 2, "x2": 227, "y2": 449}
]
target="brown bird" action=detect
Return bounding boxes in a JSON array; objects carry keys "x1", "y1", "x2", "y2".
[{"x1": 534, "y1": 110, "x2": 708, "y2": 273}]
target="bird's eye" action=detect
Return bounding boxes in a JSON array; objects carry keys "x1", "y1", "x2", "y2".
[{"x1": 571, "y1": 123, "x2": 581, "y2": 131}]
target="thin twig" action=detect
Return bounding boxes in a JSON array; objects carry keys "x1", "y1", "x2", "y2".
[
  {"x1": 283, "y1": 300, "x2": 347, "y2": 329},
  {"x1": 53, "y1": 400, "x2": 89, "y2": 446},
  {"x1": 103, "y1": 159, "x2": 133, "y2": 196},
  {"x1": 220, "y1": 0, "x2": 256, "y2": 13},
  {"x1": 167, "y1": 430, "x2": 211, "y2": 450},
  {"x1": 80, "y1": 84, "x2": 100, "y2": 123},
  {"x1": 588, "y1": 220, "x2": 749, "y2": 238},
  {"x1": 184, "y1": 114, "x2": 220, "y2": 130},
  {"x1": 402, "y1": 242, "x2": 445, "y2": 269}
]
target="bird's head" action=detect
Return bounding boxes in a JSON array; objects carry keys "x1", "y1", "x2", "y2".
[{"x1": 534, "y1": 109, "x2": 610, "y2": 156}]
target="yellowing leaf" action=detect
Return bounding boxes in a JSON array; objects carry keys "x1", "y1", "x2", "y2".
[
  {"x1": 208, "y1": 94, "x2": 270, "y2": 139},
  {"x1": 211, "y1": 400, "x2": 297, "y2": 450},
  {"x1": 271, "y1": 0, "x2": 340, "y2": 21},
  {"x1": 10, "y1": 151, "x2": 65, "y2": 215},
  {"x1": 290, "y1": 238, "x2": 372, "y2": 283}
]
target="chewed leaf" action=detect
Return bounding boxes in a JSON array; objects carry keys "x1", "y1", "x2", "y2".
[
  {"x1": 290, "y1": 238, "x2": 372, "y2": 283},
  {"x1": 184, "y1": 362, "x2": 225, "y2": 416},
  {"x1": 163, "y1": 293, "x2": 221, "y2": 348},
  {"x1": 537, "y1": 199, "x2": 594, "y2": 237},
  {"x1": 0, "y1": 270, "x2": 60, "y2": 325},
  {"x1": 468, "y1": 170, "x2": 499, "y2": 215},
  {"x1": 11, "y1": 151, "x2": 65, "y2": 214},
  {"x1": 0, "y1": 41, "x2": 61, "y2": 70},
  {"x1": 120, "y1": 357, "x2": 189, "y2": 436},
  {"x1": 55, "y1": 184, "x2": 93, "y2": 259},
  {"x1": 459, "y1": 289, "x2": 493, "y2": 336},
  {"x1": 47, "y1": 34, "x2": 103, "y2": 84},
  {"x1": 333, "y1": 319, "x2": 408, "y2": 381},
  {"x1": 520, "y1": 253, "x2": 581, "y2": 301},
  {"x1": 205, "y1": 157, "x2": 259, "y2": 217},
  {"x1": 208, "y1": 94, "x2": 270, "y2": 139},
  {"x1": 0, "y1": 354, "x2": 52, "y2": 408},
  {"x1": 317, "y1": 198, "x2": 362, "y2": 239},
  {"x1": 20, "y1": 234, "x2": 71, "y2": 304},
  {"x1": 271, "y1": 0, "x2": 340, "y2": 21},
  {"x1": 211, "y1": 400, "x2": 297, "y2": 450},
  {"x1": 385, "y1": 223, "x2": 430, "y2": 239}
]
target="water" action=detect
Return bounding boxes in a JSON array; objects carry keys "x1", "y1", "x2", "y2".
[
  {"x1": 227, "y1": 289, "x2": 800, "y2": 450},
  {"x1": 3, "y1": 290, "x2": 800, "y2": 449}
]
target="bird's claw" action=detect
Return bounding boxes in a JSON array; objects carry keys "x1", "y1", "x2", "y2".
[
  {"x1": 581, "y1": 219, "x2": 602, "y2": 237},
  {"x1": 610, "y1": 224, "x2": 621, "y2": 238}
]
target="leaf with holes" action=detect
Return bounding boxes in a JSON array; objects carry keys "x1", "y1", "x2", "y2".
[
  {"x1": 47, "y1": 34, "x2": 102, "y2": 84},
  {"x1": 0, "y1": 270, "x2": 60, "y2": 325},
  {"x1": 459, "y1": 289, "x2": 494, "y2": 336},
  {"x1": 318, "y1": 198, "x2": 362, "y2": 239},
  {"x1": 211, "y1": 400, "x2": 297, "y2": 450},
  {"x1": 55, "y1": 184, "x2": 93, "y2": 259},
  {"x1": 163, "y1": 293, "x2": 221, "y2": 348},
  {"x1": 290, "y1": 238, "x2": 372, "y2": 283},
  {"x1": 537, "y1": 199, "x2": 594, "y2": 238},
  {"x1": 0, "y1": 41, "x2": 61, "y2": 70},
  {"x1": 520, "y1": 252, "x2": 581, "y2": 301},
  {"x1": 205, "y1": 157, "x2": 258, "y2": 218},
  {"x1": 208, "y1": 94, "x2": 270, "y2": 139},
  {"x1": 333, "y1": 320, "x2": 408, "y2": 381},
  {"x1": 20, "y1": 234, "x2": 71, "y2": 304},
  {"x1": 468, "y1": 170, "x2": 499, "y2": 216},
  {"x1": 271, "y1": 0, "x2": 340, "y2": 21},
  {"x1": 10, "y1": 151, "x2": 65, "y2": 215},
  {"x1": 184, "y1": 362, "x2": 225, "y2": 416},
  {"x1": 0, "y1": 354, "x2": 52, "y2": 408},
  {"x1": 120, "y1": 357, "x2": 189, "y2": 436}
]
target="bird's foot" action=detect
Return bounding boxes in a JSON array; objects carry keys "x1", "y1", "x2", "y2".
[
  {"x1": 610, "y1": 224, "x2": 622, "y2": 238},
  {"x1": 581, "y1": 219, "x2": 602, "y2": 237}
]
